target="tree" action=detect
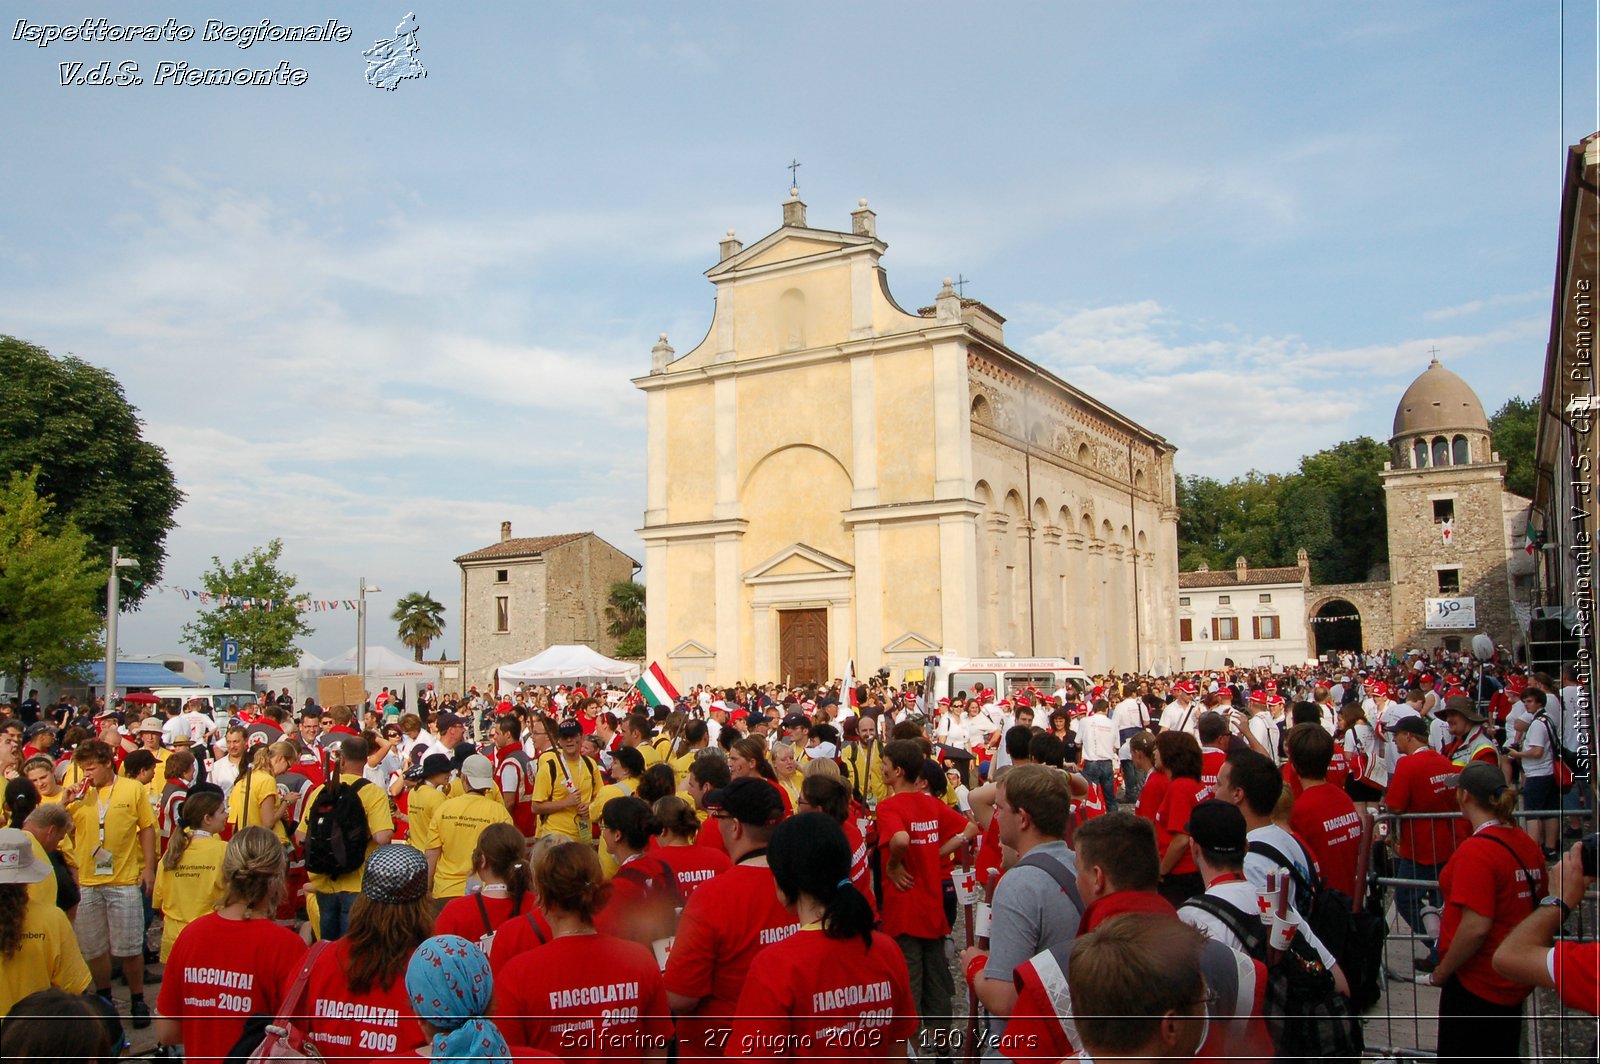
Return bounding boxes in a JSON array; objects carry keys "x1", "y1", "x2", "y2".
[
  {"x1": 179, "y1": 539, "x2": 312, "y2": 684},
  {"x1": 0, "y1": 336, "x2": 183, "y2": 611},
  {"x1": 392, "y1": 591, "x2": 446, "y2": 662},
  {"x1": 605, "y1": 580, "x2": 646, "y2": 658},
  {"x1": 0, "y1": 469, "x2": 106, "y2": 695},
  {"x1": 1489, "y1": 396, "x2": 1538, "y2": 499}
]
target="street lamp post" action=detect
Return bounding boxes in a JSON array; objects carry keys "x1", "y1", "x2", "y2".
[
  {"x1": 357, "y1": 578, "x2": 381, "y2": 699},
  {"x1": 104, "y1": 547, "x2": 138, "y2": 703}
]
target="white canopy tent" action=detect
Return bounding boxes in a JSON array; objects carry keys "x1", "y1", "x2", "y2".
[
  {"x1": 318, "y1": 645, "x2": 441, "y2": 710},
  {"x1": 496, "y1": 644, "x2": 640, "y2": 689},
  {"x1": 253, "y1": 651, "x2": 326, "y2": 707}
]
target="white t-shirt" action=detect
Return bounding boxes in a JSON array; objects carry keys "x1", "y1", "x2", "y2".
[
  {"x1": 1111, "y1": 697, "x2": 1149, "y2": 736},
  {"x1": 1520, "y1": 714, "x2": 1555, "y2": 778},
  {"x1": 1377, "y1": 703, "x2": 1420, "y2": 775},
  {"x1": 1078, "y1": 714, "x2": 1119, "y2": 762},
  {"x1": 1246, "y1": 714, "x2": 1279, "y2": 764},
  {"x1": 1159, "y1": 700, "x2": 1201, "y2": 738}
]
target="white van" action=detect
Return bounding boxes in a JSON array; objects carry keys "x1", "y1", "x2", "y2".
[
  {"x1": 150, "y1": 686, "x2": 260, "y2": 727},
  {"x1": 923, "y1": 656, "x2": 1090, "y2": 705}
]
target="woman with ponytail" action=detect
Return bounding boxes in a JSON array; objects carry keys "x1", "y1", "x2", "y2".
[
  {"x1": 436, "y1": 822, "x2": 548, "y2": 951},
  {"x1": 152, "y1": 785, "x2": 227, "y2": 962},
  {"x1": 493, "y1": 841, "x2": 673, "y2": 1058},
  {"x1": 1427, "y1": 761, "x2": 1547, "y2": 1063},
  {"x1": 225, "y1": 744, "x2": 282, "y2": 838},
  {"x1": 594, "y1": 795, "x2": 678, "y2": 945},
  {"x1": 651, "y1": 795, "x2": 730, "y2": 904},
  {"x1": 155, "y1": 827, "x2": 308, "y2": 1062},
  {"x1": 730, "y1": 813, "x2": 917, "y2": 1058}
]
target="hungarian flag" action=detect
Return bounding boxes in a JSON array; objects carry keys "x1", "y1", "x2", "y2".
[{"x1": 634, "y1": 661, "x2": 680, "y2": 709}]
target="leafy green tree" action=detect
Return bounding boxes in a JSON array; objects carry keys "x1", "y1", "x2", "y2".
[
  {"x1": 1489, "y1": 396, "x2": 1538, "y2": 498},
  {"x1": 605, "y1": 580, "x2": 646, "y2": 641},
  {"x1": 0, "y1": 336, "x2": 182, "y2": 611},
  {"x1": 0, "y1": 469, "x2": 106, "y2": 695},
  {"x1": 392, "y1": 591, "x2": 446, "y2": 662},
  {"x1": 614, "y1": 627, "x2": 646, "y2": 658},
  {"x1": 1295, "y1": 436, "x2": 1389, "y2": 583},
  {"x1": 179, "y1": 539, "x2": 312, "y2": 684}
]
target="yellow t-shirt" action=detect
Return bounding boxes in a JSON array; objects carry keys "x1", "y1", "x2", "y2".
[
  {"x1": 297, "y1": 774, "x2": 394, "y2": 894},
  {"x1": 531, "y1": 752, "x2": 602, "y2": 840},
  {"x1": 28, "y1": 833, "x2": 57, "y2": 910},
  {"x1": 841, "y1": 742, "x2": 888, "y2": 803},
  {"x1": 69, "y1": 776, "x2": 157, "y2": 887},
  {"x1": 227, "y1": 770, "x2": 281, "y2": 833},
  {"x1": 0, "y1": 900, "x2": 91, "y2": 1016},
  {"x1": 446, "y1": 776, "x2": 504, "y2": 804},
  {"x1": 633, "y1": 742, "x2": 664, "y2": 770},
  {"x1": 428, "y1": 792, "x2": 512, "y2": 898},
  {"x1": 666, "y1": 749, "x2": 697, "y2": 789},
  {"x1": 152, "y1": 832, "x2": 227, "y2": 962},
  {"x1": 406, "y1": 783, "x2": 448, "y2": 853},
  {"x1": 591, "y1": 778, "x2": 640, "y2": 878}
]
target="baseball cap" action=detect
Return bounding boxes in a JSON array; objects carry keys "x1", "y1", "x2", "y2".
[
  {"x1": 94, "y1": 707, "x2": 119, "y2": 720},
  {"x1": 420, "y1": 753, "x2": 452, "y2": 779},
  {"x1": 0, "y1": 828, "x2": 52, "y2": 885},
  {"x1": 138, "y1": 717, "x2": 164, "y2": 734},
  {"x1": 361, "y1": 844, "x2": 430, "y2": 904},
  {"x1": 1184, "y1": 799, "x2": 1247, "y2": 857},
  {"x1": 1388, "y1": 715, "x2": 1431, "y2": 740},
  {"x1": 1456, "y1": 761, "x2": 1509, "y2": 802},
  {"x1": 24, "y1": 722, "x2": 54, "y2": 739},
  {"x1": 781, "y1": 712, "x2": 808, "y2": 729},
  {"x1": 460, "y1": 754, "x2": 496, "y2": 790},
  {"x1": 434, "y1": 711, "x2": 465, "y2": 731},
  {"x1": 556, "y1": 718, "x2": 583, "y2": 738},
  {"x1": 703, "y1": 776, "x2": 785, "y2": 826}
]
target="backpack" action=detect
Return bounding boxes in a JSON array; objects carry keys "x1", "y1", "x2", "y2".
[
  {"x1": 1248, "y1": 839, "x2": 1386, "y2": 1013},
  {"x1": 1184, "y1": 893, "x2": 1363, "y2": 1063},
  {"x1": 302, "y1": 777, "x2": 372, "y2": 877},
  {"x1": 1013, "y1": 849, "x2": 1086, "y2": 920},
  {"x1": 472, "y1": 891, "x2": 524, "y2": 955}
]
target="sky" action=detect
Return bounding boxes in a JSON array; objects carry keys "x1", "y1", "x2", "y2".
[{"x1": 1, "y1": 2, "x2": 1594, "y2": 679}]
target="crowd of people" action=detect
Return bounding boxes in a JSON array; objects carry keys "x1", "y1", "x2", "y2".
[{"x1": 0, "y1": 647, "x2": 1595, "y2": 1064}]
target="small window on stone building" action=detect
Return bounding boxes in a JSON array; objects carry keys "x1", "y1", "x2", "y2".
[
  {"x1": 1452, "y1": 435, "x2": 1469, "y2": 465},
  {"x1": 1433, "y1": 499, "x2": 1454, "y2": 524},
  {"x1": 1413, "y1": 439, "x2": 1429, "y2": 468},
  {"x1": 1180, "y1": 619, "x2": 1193, "y2": 642},
  {"x1": 1259, "y1": 593, "x2": 1272, "y2": 603},
  {"x1": 1436, "y1": 568, "x2": 1461, "y2": 595},
  {"x1": 1442, "y1": 636, "x2": 1462, "y2": 653},
  {"x1": 495, "y1": 569, "x2": 509, "y2": 583},
  {"x1": 495, "y1": 596, "x2": 510, "y2": 632},
  {"x1": 1218, "y1": 595, "x2": 1231, "y2": 605},
  {"x1": 1432, "y1": 437, "x2": 1450, "y2": 466}
]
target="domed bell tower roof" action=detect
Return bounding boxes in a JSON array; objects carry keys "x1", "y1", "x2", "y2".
[{"x1": 1392, "y1": 357, "x2": 1488, "y2": 438}]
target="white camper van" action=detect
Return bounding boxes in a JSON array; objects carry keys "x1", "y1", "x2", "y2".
[{"x1": 923, "y1": 656, "x2": 1090, "y2": 704}]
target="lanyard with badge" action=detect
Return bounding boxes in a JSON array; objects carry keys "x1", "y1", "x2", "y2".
[{"x1": 94, "y1": 782, "x2": 116, "y2": 876}]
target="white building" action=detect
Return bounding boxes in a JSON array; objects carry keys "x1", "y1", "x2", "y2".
[{"x1": 1177, "y1": 554, "x2": 1314, "y2": 670}]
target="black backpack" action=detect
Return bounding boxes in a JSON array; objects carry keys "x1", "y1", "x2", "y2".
[
  {"x1": 1184, "y1": 893, "x2": 1363, "y2": 1063},
  {"x1": 302, "y1": 777, "x2": 372, "y2": 876},
  {"x1": 1248, "y1": 839, "x2": 1387, "y2": 1013}
]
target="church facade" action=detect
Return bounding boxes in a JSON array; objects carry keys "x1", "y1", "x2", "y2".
[{"x1": 635, "y1": 191, "x2": 1179, "y2": 687}]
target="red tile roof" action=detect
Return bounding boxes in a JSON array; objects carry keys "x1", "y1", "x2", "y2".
[
  {"x1": 1178, "y1": 566, "x2": 1305, "y2": 589},
  {"x1": 453, "y1": 532, "x2": 591, "y2": 564}
]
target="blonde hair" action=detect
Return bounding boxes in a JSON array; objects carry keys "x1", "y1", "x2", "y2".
[
  {"x1": 219, "y1": 826, "x2": 286, "y2": 915},
  {"x1": 803, "y1": 757, "x2": 841, "y2": 780}
]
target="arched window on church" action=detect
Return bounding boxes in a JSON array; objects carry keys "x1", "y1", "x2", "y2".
[
  {"x1": 1432, "y1": 436, "x2": 1450, "y2": 467},
  {"x1": 1413, "y1": 439, "x2": 1429, "y2": 469},
  {"x1": 1452, "y1": 435, "x2": 1470, "y2": 465}
]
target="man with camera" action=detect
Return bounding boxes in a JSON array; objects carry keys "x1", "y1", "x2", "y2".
[{"x1": 1493, "y1": 836, "x2": 1599, "y2": 1016}]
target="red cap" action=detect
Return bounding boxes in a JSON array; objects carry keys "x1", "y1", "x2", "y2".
[{"x1": 1368, "y1": 680, "x2": 1391, "y2": 698}]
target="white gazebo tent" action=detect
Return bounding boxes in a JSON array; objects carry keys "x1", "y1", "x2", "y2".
[
  {"x1": 318, "y1": 645, "x2": 441, "y2": 711},
  {"x1": 253, "y1": 650, "x2": 326, "y2": 707},
  {"x1": 496, "y1": 644, "x2": 640, "y2": 690}
]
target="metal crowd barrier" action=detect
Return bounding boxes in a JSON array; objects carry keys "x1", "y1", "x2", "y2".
[{"x1": 1363, "y1": 808, "x2": 1599, "y2": 1063}]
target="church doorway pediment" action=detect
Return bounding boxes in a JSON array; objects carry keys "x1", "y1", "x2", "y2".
[
  {"x1": 668, "y1": 639, "x2": 716, "y2": 660},
  {"x1": 743, "y1": 543, "x2": 854, "y2": 585},
  {"x1": 883, "y1": 632, "x2": 940, "y2": 656}
]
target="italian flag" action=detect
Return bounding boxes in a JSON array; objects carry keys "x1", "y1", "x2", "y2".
[{"x1": 635, "y1": 661, "x2": 681, "y2": 709}]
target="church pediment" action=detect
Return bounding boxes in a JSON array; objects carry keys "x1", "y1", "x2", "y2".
[
  {"x1": 744, "y1": 543, "x2": 854, "y2": 583},
  {"x1": 706, "y1": 227, "x2": 880, "y2": 280},
  {"x1": 883, "y1": 631, "x2": 940, "y2": 655},
  {"x1": 667, "y1": 639, "x2": 716, "y2": 659}
]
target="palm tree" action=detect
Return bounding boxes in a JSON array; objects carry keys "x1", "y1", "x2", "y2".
[
  {"x1": 392, "y1": 591, "x2": 446, "y2": 662},
  {"x1": 605, "y1": 580, "x2": 646, "y2": 640}
]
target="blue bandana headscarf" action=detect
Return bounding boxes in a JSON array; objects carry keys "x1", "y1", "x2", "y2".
[{"x1": 405, "y1": 935, "x2": 511, "y2": 1064}]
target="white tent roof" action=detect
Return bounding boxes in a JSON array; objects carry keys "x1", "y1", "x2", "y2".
[
  {"x1": 320, "y1": 645, "x2": 440, "y2": 679},
  {"x1": 497, "y1": 644, "x2": 639, "y2": 686}
]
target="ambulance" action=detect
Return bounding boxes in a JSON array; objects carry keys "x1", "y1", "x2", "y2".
[{"x1": 922, "y1": 655, "x2": 1090, "y2": 705}]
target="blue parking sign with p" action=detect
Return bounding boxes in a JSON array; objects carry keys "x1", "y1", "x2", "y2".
[{"x1": 222, "y1": 637, "x2": 240, "y2": 670}]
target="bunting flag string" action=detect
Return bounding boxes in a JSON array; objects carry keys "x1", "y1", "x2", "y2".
[{"x1": 146, "y1": 583, "x2": 369, "y2": 613}]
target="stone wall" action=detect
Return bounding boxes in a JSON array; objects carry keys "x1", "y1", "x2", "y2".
[{"x1": 1306, "y1": 582, "x2": 1394, "y2": 651}]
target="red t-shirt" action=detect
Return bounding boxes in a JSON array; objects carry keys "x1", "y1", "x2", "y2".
[
  {"x1": 1134, "y1": 769, "x2": 1169, "y2": 822},
  {"x1": 1153, "y1": 776, "x2": 1204, "y2": 877},
  {"x1": 975, "y1": 816, "x2": 1004, "y2": 889},
  {"x1": 157, "y1": 912, "x2": 308, "y2": 1063},
  {"x1": 728, "y1": 928, "x2": 919, "y2": 1059},
  {"x1": 655, "y1": 843, "x2": 734, "y2": 904},
  {"x1": 666, "y1": 862, "x2": 802, "y2": 1058},
  {"x1": 841, "y1": 819, "x2": 877, "y2": 916},
  {"x1": 1288, "y1": 783, "x2": 1362, "y2": 898},
  {"x1": 1199, "y1": 747, "x2": 1227, "y2": 798},
  {"x1": 488, "y1": 907, "x2": 558, "y2": 976},
  {"x1": 875, "y1": 791, "x2": 968, "y2": 939},
  {"x1": 1383, "y1": 749, "x2": 1464, "y2": 865},
  {"x1": 302, "y1": 938, "x2": 426, "y2": 1064},
  {"x1": 695, "y1": 815, "x2": 728, "y2": 854},
  {"x1": 494, "y1": 933, "x2": 673, "y2": 1058},
  {"x1": 437, "y1": 892, "x2": 541, "y2": 954},
  {"x1": 1438, "y1": 825, "x2": 1546, "y2": 1005},
  {"x1": 1553, "y1": 941, "x2": 1600, "y2": 1016}
]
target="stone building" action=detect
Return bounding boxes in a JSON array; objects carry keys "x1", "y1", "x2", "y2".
[
  {"x1": 635, "y1": 189, "x2": 1179, "y2": 688},
  {"x1": 454, "y1": 524, "x2": 639, "y2": 692},
  {"x1": 1177, "y1": 554, "x2": 1314, "y2": 669},
  {"x1": 1185, "y1": 359, "x2": 1534, "y2": 659}
]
